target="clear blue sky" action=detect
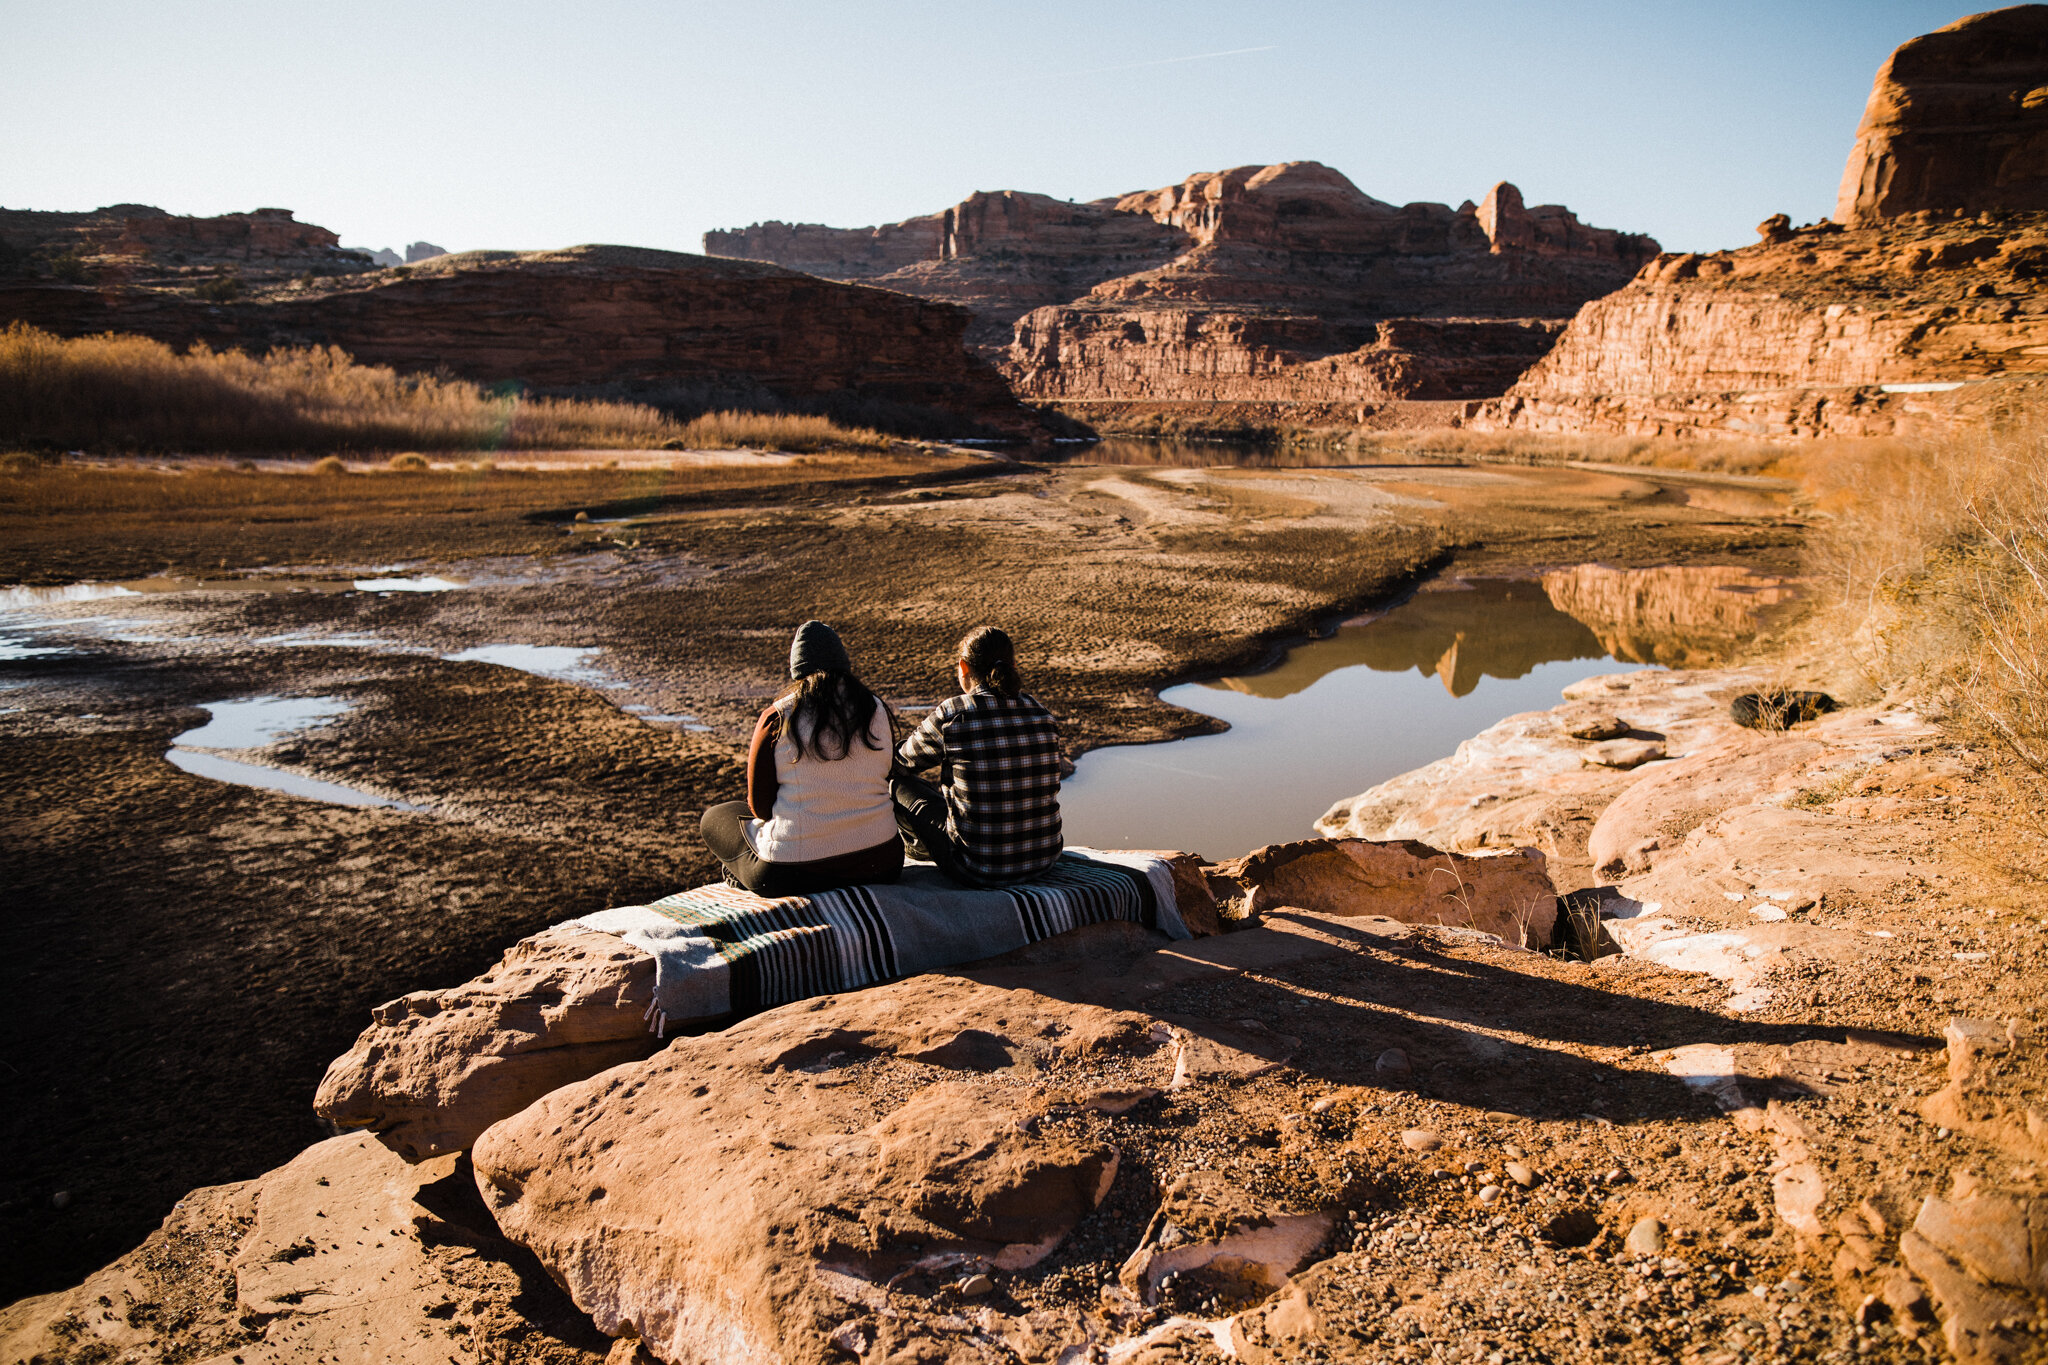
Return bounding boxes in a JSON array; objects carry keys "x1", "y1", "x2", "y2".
[{"x1": 4, "y1": 1, "x2": 1974, "y2": 257}]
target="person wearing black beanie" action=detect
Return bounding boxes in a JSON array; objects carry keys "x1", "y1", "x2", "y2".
[{"x1": 698, "y1": 621, "x2": 903, "y2": 896}]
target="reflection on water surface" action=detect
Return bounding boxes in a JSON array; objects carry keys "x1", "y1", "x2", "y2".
[
  {"x1": 1060, "y1": 565, "x2": 1800, "y2": 862},
  {"x1": 1019, "y1": 438, "x2": 1391, "y2": 468},
  {"x1": 1212, "y1": 579, "x2": 1605, "y2": 701}
]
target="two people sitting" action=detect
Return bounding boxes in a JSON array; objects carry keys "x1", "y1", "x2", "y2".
[{"x1": 697, "y1": 621, "x2": 1063, "y2": 898}]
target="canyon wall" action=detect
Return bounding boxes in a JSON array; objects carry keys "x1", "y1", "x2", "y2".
[
  {"x1": 708, "y1": 162, "x2": 1658, "y2": 411},
  {"x1": 0, "y1": 244, "x2": 1028, "y2": 434},
  {"x1": 1477, "y1": 7, "x2": 2048, "y2": 440},
  {"x1": 1837, "y1": 5, "x2": 2048, "y2": 224},
  {"x1": 707, "y1": 191, "x2": 1192, "y2": 351}
]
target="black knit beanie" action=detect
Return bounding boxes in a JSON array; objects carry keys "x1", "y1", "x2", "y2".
[{"x1": 789, "y1": 620, "x2": 852, "y2": 680}]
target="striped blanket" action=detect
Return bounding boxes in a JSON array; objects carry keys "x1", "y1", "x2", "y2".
[{"x1": 574, "y1": 848, "x2": 1189, "y2": 1034}]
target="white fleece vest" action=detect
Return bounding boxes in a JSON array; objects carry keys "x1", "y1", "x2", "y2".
[{"x1": 746, "y1": 697, "x2": 897, "y2": 863}]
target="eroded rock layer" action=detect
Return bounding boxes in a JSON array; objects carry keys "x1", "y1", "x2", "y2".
[
  {"x1": 1479, "y1": 8, "x2": 2048, "y2": 439},
  {"x1": 1472, "y1": 213, "x2": 2048, "y2": 439},
  {"x1": 1837, "y1": 5, "x2": 2048, "y2": 224},
  {"x1": 709, "y1": 162, "x2": 1657, "y2": 407},
  {"x1": 0, "y1": 243, "x2": 1028, "y2": 432}
]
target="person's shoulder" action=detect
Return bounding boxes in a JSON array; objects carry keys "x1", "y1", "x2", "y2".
[{"x1": 1015, "y1": 692, "x2": 1056, "y2": 717}]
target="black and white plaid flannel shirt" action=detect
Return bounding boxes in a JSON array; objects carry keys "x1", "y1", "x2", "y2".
[{"x1": 895, "y1": 686, "x2": 1064, "y2": 883}]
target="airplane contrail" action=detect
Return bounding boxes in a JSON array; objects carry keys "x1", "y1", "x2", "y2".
[{"x1": 1001, "y1": 45, "x2": 1279, "y2": 86}]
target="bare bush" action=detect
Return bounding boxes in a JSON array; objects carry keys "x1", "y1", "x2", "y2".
[{"x1": 1799, "y1": 419, "x2": 2048, "y2": 772}]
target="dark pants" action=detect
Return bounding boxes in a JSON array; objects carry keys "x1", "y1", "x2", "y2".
[
  {"x1": 890, "y1": 774, "x2": 988, "y2": 888},
  {"x1": 698, "y1": 801, "x2": 903, "y2": 899}
]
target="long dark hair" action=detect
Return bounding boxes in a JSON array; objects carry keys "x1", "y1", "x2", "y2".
[
  {"x1": 960, "y1": 626, "x2": 1022, "y2": 698},
  {"x1": 776, "y1": 670, "x2": 885, "y2": 762}
]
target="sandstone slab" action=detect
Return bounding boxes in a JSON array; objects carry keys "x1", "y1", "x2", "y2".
[
  {"x1": 469, "y1": 974, "x2": 1163, "y2": 1363},
  {"x1": 316, "y1": 924, "x2": 660, "y2": 1160},
  {"x1": 1117, "y1": 1170, "x2": 1333, "y2": 1307},
  {"x1": 1208, "y1": 836, "x2": 1556, "y2": 947},
  {"x1": 0, "y1": 1132, "x2": 610, "y2": 1365},
  {"x1": 1318, "y1": 666, "x2": 1760, "y2": 888}
]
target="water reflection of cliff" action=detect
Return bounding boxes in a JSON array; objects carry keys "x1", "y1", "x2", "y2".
[
  {"x1": 1205, "y1": 567, "x2": 1802, "y2": 699},
  {"x1": 1209, "y1": 579, "x2": 1605, "y2": 699},
  {"x1": 1539, "y1": 564, "x2": 1802, "y2": 669}
]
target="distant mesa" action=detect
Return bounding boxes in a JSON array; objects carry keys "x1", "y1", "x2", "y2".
[
  {"x1": 1471, "y1": 4, "x2": 2048, "y2": 441},
  {"x1": 707, "y1": 160, "x2": 1658, "y2": 419},
  {"x1": 344, "y1": 242, "x2": 450, "y2": 268},
  {"x1": 0, "y1": 214, "x2": 1029, "y2": 435},
  {"x1": 0, "y1": 203, "x2": 354, "y2": 282}
]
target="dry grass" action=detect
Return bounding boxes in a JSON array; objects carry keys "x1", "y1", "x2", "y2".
[
  {"x1": 668, "y1": 410, "x2": 893, "y2": 454},
  {"x1": 0, "y1": 324, "x2": 895, "y2": 456},
  {"x1": 1797, "y1": 420, "x2": 2048, "y2": 774}
]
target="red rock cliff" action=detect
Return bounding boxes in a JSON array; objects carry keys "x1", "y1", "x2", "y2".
[
  {"x1": 1475, "y1": 9, "x2": 2048, "y2": 440},
  {"x1": 710, "y1": 161, "x2": 1657, "y2": 411},
  {"x1": 0, "y1": 244, "x2": 1029, "y2": 434},
  {"x1": 1837, "y1": 4, "x2": 2048, "y2": 224}
]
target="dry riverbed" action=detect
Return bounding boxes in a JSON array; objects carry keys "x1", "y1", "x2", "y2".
[{"x1": 0, "y1": 453, "x2": 1802, "y2": 1301}]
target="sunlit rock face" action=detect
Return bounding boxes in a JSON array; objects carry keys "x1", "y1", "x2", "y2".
[
  {"x1": 1473, "y1": 9, "x2": 2048, "y2": 440},
  {"x1": 1837, "y1": 5, "x2": 2048, "y2": 224},
  {"x1": 708, "y1": 161, "x2": 1656, "y2": 409}
]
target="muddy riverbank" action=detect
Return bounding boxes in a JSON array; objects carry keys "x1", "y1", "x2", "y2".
[{"x1": 0, "y1": 454, "x2": 1802, "y2": 1298}]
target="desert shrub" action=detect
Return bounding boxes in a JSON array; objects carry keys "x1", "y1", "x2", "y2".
[
  {"x1": 664, "y1": 409, "x2": 892, "y2": 453},
  {"x1": 48, "y1": 251, "x2": 91, "y2": 284},
  {"x1": 386, "y1": 452, "x2": 430, "y2": 471},
  {"x1": 1800, "y1": 420, "x2": 2048, "y2": 771},
  {"x1": 311, "y1": 455, "x2": 348, "y2": 475},
  {"x1": 195, "y1": 272, "x2": 245, "y2": 303},
  {"x1": 1, "y1": 450, "x2": 53, "y2": 473}
]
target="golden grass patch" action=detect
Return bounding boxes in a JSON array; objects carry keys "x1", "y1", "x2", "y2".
[{"x1": 0, "y1": 324, "x2": 898, "y2": 456}]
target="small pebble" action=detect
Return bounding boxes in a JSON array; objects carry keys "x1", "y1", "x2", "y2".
[
  {"x1": 1463, "y1": 1160, "x2": 1487, "y2": 1174},
  {"x1": 1310, "y1": 1095, "x2": 1338, "y2": 1114},
  {"x1": 1624, "y1": 1217, "x2": 1666, "y2": 1256},
  {"x1": 1402, "y1": 1129, "x2": 1444, "y2": 1152},
  {"x1": 1376, "y1": 1048, "x2": 1413, "y2": 1078},
  {"x1": 50, "y1": 1191, "x2": 71, "y2": 1211},
  {"x1": 1602, "y1": 1167, "x2": 1631, "y2": 1185},
  {"x1": 1505, "y1": 1161, "x2": 1539, "y2": 1188},
  {"x1": 958, "y1": 1273, "x2": 993, "y2": 1297},
  {"x1": 1479, "y1": 1185, "x2": 1503, "y2": 1204}
]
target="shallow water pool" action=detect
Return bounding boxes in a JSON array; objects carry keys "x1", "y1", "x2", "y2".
[
  {"x1": 1058, "y1": 568, "x2": 1790, "y2": 861},
  {"x1": 166, "y1": 695, "x2": 421, "y2": 810}
]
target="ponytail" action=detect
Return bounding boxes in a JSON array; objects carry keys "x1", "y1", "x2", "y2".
[{"x1": 959, "y1": 625, "x2": 1022, "y2": 698}]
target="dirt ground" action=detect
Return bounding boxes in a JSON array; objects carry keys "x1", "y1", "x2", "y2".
[{"x1": 0, "y1": 453, "x2": 1804, "y2": 1302}]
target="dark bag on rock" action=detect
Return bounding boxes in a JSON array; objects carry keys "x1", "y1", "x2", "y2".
[{"x1": 1730, "y1": 689, "x2": 1838, "y2": 731}]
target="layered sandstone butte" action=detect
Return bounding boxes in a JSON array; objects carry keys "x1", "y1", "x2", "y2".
[
  {"x1": 0, "y1": 203, "x2": 366, "y2": 285},
  {"x1": 1837, "y1": 5, "x2": 2048, "y2": 223},
  {"x1": 0, "y1": 238, "x2": 1028, "y2": 432},
  {"x1": 707, "y1": 190, "x2": 1191, "y2": 352},
  {"x1": 709, "y1": 163, "x2": 1657, "y2": 412},
  {"x1": 1477, "y1": 7, "x2": 2048, "y2": 439}
]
